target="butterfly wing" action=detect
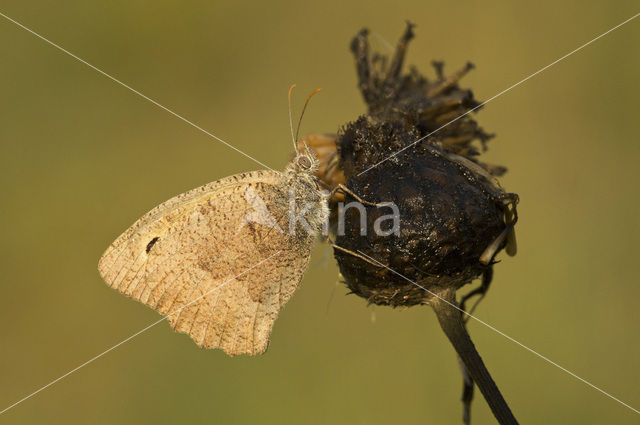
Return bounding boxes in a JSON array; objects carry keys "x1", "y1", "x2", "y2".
[{"x1": 98, "y1": 170, "x2": 315, "y2": 355}]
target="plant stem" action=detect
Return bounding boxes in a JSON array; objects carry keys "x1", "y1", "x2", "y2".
[{"x1": 431, "y1": 289, "x2": 519, "y2": 425}]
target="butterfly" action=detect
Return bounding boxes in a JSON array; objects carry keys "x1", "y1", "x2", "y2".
[{"x1": 98, "y1": 87, "x2": 328, "y2": 356}]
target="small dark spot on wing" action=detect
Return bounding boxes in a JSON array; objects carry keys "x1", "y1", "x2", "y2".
[{"x1": 146, "y1": 237, "x2": 160, "y2": 253}]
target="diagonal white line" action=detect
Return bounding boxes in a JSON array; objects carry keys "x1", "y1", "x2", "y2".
[
  {"x1": 355, "y1": 249, "x2": 640, "y2": 415},
  {"x1": 0, "y1": 251, "x2": 282, "y2": 416},
  {"x1": 0, "y1": 11, "x2": 274, "y2": 171},
  {"x1": 358, "y1": 12, "x2": 640, "y2": 176}
]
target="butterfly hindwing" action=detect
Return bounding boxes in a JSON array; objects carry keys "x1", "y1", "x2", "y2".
[{"x1": 98, "y1": 170, "x2": 316, "y2": 355}]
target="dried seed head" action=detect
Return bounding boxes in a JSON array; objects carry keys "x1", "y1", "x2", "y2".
[
  {"x1": 316, "y1": 24, "x2": 519, "y2": 306},
  {"x1": 335, "y1": 118, "x2": 509, "y2": 306},
  {"x1": 302, "y1": 25, "x2": 522, "y2": 422}
]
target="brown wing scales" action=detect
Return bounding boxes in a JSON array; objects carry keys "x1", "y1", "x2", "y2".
[{"x1": 98, "y1": 170, "x2": 319, "y2": 356}]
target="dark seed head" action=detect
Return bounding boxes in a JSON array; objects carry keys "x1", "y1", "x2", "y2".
[
  {"x1": 326, "y1": 24, "x2": 518, "y2": 307},
  {"x1": 335, "y1": 119, "x2": 508, "y2": 306}
]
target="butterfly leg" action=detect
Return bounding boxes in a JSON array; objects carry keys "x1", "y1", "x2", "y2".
[
  {"x1": 324, "y1": 237, "x2": 384, "y2": 268},
  {"x1": 329, "y1": 184, "x2": 393, "y2": 208}
]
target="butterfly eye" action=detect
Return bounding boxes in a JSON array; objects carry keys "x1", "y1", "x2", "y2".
[{"x1": 297, "y1": 156, "x2": 312, "y2": 169}]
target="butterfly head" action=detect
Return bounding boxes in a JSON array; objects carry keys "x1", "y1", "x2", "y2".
[
  {"x1": 288, "y1": 143, "x2": 319, "y2": 176},
  {"x1": 287, "y1": 84, "x2": 322, "y2": 178}
]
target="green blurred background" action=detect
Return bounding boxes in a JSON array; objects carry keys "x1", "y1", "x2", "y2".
[{"x1": 1, "y1": 1, "x2": 638, "y2": 424}]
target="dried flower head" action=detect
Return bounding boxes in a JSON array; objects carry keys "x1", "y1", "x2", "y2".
[
  {"x1": 303, "y1": 24, "x2": 518, "y2": 307},
  {"x1": 301, "y1": 23, "x2": 521, "y2": 425}
]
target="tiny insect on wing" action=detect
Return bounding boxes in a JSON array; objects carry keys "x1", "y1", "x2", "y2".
[{"x1": 98, "y1": 156, "x2": 327, "y2": 356}]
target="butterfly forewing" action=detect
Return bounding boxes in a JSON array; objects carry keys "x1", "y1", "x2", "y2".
[{"x1": 98, "y1": 170, "x2": 316, "y2": 356}]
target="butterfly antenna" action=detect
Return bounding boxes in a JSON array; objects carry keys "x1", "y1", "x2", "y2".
[
  {"x1": 295, "y1": 88, "x2": 323, "y2": 144},
  {"x1": 288, "y1": 84, "x2": 298, "y2": 155}
]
